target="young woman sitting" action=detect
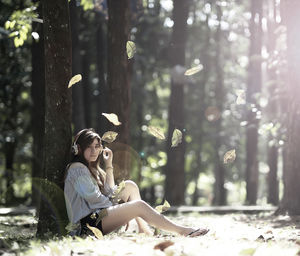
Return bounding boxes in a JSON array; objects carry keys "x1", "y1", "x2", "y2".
[{"x1": 64, "y1": 128, "x2": 209, "y2": 237}]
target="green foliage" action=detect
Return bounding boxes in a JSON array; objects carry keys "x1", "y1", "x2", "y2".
[{"x1": 5, "y1": 4, "x2": 38, "y2": 47}]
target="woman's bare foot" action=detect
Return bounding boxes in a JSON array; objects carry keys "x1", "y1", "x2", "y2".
[{"x1": 183, "y1": 228, "x2": 209, "y2": 237}]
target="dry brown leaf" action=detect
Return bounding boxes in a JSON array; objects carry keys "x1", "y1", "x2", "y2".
[
  {"x1": 224, "y1": 149, "x2": 236, "y2": 164},
  {"x1": 86, "y1": 223, "x2": 103, "y2": 239},
  {"x1": 68, "y1": 74, "x2": 82, "y2": 88},
  {"x1": 171, "y1": 129, "x2": 182, "y2": 147},
  {"x1": 101, "y1": 131, "x2": 118, "y2": 143},
  {"x1": 102, "y1": 113, "x2": 122, "y2": 126},
  {"x1": 184, "y1": 65, "x2": 203, "y2": 76},
  {"x1": 155, "y1": 200, "x2": 171, "y2": 213},
  {"x1": 153, "y1": 240, "x2": 174, "y2": 251},
  {"x1": 147, "y1": 126, "x2": 165, "y2": 140}
]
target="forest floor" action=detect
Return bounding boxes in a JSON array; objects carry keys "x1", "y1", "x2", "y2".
[{"x1": 0, "y1": 208, "x2": 300, "y2": 256}]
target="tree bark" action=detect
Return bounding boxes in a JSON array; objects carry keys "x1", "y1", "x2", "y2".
[
  {"x1": 31, "y1": 0, "x2": 45, "y2": 208},
  {"x1": 245, "y1": 0, "x2": 262, "y2": 205},
  {"x1": 95, "y1": 13, "x2": 108, "y2": 135},
  {"x1": 4, "y1": 141, "x2": 17, "y2": 205},
  {"x1": 280, "y1": 0, "x2": 300, "y2": 215},
  {"x1": 107, "y1": 0, "x2": 131, "y2": 181},
  {"x1": 37, "y1": 0, "x2": 72, "y2": 237},
  {"x1": 165, "y1": 0, "x2": 189, "y2": 205},
  {"x1": 191, "y1": 7, "x2": 211, "y2": 205},
  {"x1": 266, "y1": 0, "x2": 279, "y2": 206},
  {"x1": 70, "y1": 0, "x2": 86, "y2": 133},
  {"x1": 212, "y1": 3, "x2": 226, "y2": 206}
]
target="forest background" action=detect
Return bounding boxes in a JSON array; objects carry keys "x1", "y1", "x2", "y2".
[{"x1": 1, "y1": 0, "x2": 300, "y2": 237}]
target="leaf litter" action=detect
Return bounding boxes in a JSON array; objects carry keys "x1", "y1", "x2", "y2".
[{"x1": 1, "y1": 212, "x2": 300, "y2": 256}]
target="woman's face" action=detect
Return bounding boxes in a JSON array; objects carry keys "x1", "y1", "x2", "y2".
[{"x1": 83, "y1": 138, "x2": 103, "y2": 164}]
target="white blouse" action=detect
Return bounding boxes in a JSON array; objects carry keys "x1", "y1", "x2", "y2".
[{"x1": 64, "y1": 162, "x2": 116, "y2": 230}]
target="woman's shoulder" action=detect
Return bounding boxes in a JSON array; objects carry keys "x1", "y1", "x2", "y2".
[{"x1": 66, "y1": 162, "x2": 89, "y2": 177}]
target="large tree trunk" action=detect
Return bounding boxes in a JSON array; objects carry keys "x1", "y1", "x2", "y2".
[
  {"x1": 165, "y1": 0, "x2": 189, "y2": 205},
  {"x1": 70, "y1": 0, "x2": 86, "y2": 133},
  {"x1": 36, "y1": 0, "x2": 72, "y2": 237},
  {"x1": 280, "y1": 0, "x2": 300, "y2": 215},
  {"x1": 212, "y1": 3, "x2": 226, "y2": 206},
  {"x1": 31, "y1": 0, "x2": 45, "y2": 208},
  {"x1": 107, "y1": 0, "x2": 131, "y2": 181},
  {"x1": 245, "y1": 0, "x2": 262, "y2": 205}
]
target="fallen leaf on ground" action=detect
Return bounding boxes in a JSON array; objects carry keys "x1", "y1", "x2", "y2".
[
  {"x1": 154, "y1": 240, "x2": 174, "y2": 251},
  {"x1": 86, "y1": 223, "x2": 103, "y2": 239}
]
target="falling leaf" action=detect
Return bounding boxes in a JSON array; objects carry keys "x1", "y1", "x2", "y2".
[
  {"x1": 102, "y1": 113, "x2": 122, "y2": 126},
  {"x1": 147, "y1": 126, "x2": 166, "y2": 140},
  {"x1": 236, "y1": 90, "x2": 246, "y2": 105},
  {"x1": 154, "y1": 240, "x2": 174, "y2": 251},
  {"x1": 171, "y1": 129, "x2": 182, "y2": 147},
  {"x1": 86, "y1": 223, "x2": 103, "y2": 239},
  {"x1": 155, "y1": 200, "x2": 170, "y2": 213},
  {"x1": 111, "y1": 180, "x2": 126, "y2": 202},
  {"x1": 126, "y1": 41, "x2": 136, "y2": 59},
  {"x1": 224, "y1": 149, "x2": 236, "y2": 164},
  {"x1": 184, "y1": 65, "x2": 203, "y2": 76},
  {"x1": 101, "y1": 131, "x2": 118, "y2": 143},
  {"x1": 68, "y1": 74, "x2": 82, "y2": 88}
]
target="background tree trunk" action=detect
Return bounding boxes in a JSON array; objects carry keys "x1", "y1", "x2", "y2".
[
  {"x1": 96, "y1": 14, "x2": 108, "y2": 135},
  {"x1": 280, "y1": 0, "x2": 300, "y2": 215},
  {"x1": 165, "y1": 0, "x2": 189, "y2": 205},
  {"x1": 266, "y1": 0, "x2": 279, "y2": 206},
  {"x1": 70, "y1": 0, "x2": 86, "y2": 133},
  {"x1": 107, "y1": 0, "x2": 131, "y2": 181},
  {"x1": 212, "y1": 3, "x2": 226, "y2": 206},
  {"x1": 36, "y1": 0, "x2": 72, "y2": 237},
  {"x1": 245, "y1": 0, "x2": 262, "y2": 205},
  {"x1": 31, "y1": 0, "x2": 45, "y2": 208}
]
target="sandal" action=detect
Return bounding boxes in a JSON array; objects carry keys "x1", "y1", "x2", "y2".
[{"x1": 187, "y1": 228, "x2": 209, "y2": 237}]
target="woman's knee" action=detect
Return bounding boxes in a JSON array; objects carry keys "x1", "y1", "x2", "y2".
[
  {"x1": 131, "y1": 199, "x2": 148, "y2": 214},
  {"x1": 125, "y1": 180, "x2": 139, "y2": 191}
]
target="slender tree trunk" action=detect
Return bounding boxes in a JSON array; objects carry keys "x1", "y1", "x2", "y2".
[
  {"x1": 70, "y1": 0, "x2": 86, "y2": 133},
  {"x1": 96, "y1": 14, "x2": 107, "y2": 135},
  {"x1": 31, "y1": 0, "x2": 45, "y2": 208},
  {"x1": 165, "y1": 0, "x2": 189, "y2": 205},
  {"x1": 280, "y1": 0, "x2": 300, "y2": 215},
  {"x1": 191, "y1": 8, "x2": 211, "y2": 205},
  {"x1": 81, "y1": 33, "x2": 92, "y2": 128},
  {"x1": 213, "y1": 3, "x2": 226, "y2": 206},
  {"x1": 4, "y1": 141, "x2": 17, "y2": 205},
  {"x1": 107, "y1": 0, "x2": 131, "y2": 181},
  {"x1": 266, "y1": 0, "x2": 279, "y2": 205},
  {"x1": 37, "y1": 0, "x2": 72, "y2": 237},
  {"x1": 245, "y1": 0, "x2": 262, "y2": 205}
]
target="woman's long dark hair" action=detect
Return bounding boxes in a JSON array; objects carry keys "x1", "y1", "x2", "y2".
[{"x1": 65, "y1": 128, "x2": 106, "y2": 193}]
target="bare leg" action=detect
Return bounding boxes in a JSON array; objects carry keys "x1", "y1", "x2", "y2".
[
  {"x1": 101, "y1": 199, "x2": 198, "y2": 236},
  {"x1": 118, "y1": 180, "x2": 152, "y2": 234}
]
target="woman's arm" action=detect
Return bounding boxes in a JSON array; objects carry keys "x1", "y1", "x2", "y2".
[{"x1": 103, "y1": 147, "x2": 115, "y2": 188}]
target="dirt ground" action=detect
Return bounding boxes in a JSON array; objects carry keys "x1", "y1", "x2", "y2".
[{"x1": 0, "y1": 211, "x2": 300, "y2": 256}]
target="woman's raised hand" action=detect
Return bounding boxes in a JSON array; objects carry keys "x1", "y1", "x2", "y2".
[{"x1": 103, "y1": 147, "x2": 113, "y2": 168}]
